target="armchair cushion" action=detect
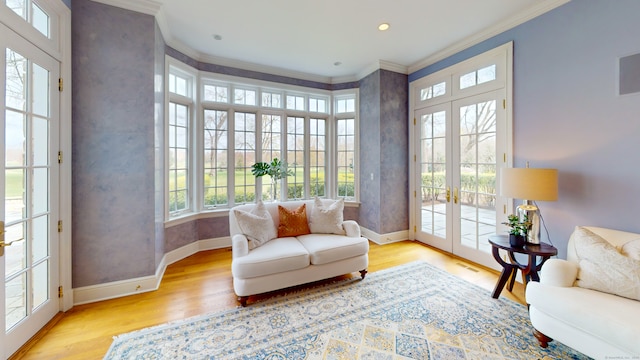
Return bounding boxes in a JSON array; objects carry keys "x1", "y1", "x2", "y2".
[
  {"x1": 539, "y1": 259, "x2": 578, "y2": 287},
  {"x1": 573, "y1": 226, "x2": 640, "y2": 301}
]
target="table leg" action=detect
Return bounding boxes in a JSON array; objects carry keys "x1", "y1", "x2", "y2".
[{"x1": 492, "y1": 265, "x2": 516, "y2": 299}]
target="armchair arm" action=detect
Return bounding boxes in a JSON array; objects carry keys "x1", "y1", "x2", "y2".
[
  {"x1": 539, "y1": 258, "x2": 579, "y2": 287},
  {"x1": 342, "y1": 220, "x2": 361, "y2": 238},
  {"x1": 231, "y1": 234, "x2": 249, "y2": 258}
]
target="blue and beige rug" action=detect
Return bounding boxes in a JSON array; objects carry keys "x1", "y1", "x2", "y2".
[{"x1": 105, "y1": 261, "x2": 588, "y2": 359}]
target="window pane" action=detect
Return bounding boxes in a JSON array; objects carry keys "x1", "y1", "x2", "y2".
[
  {"x1": 6, "y1": 48, "x2": 27, "y2": 111},
  {"x1": 287, "y1": 117, "x2": 305, "y2": 200},
  {"x1": 32, "y1": 2, "x2": 50, "y2": 38},
  {"x1": 203, "y1": 109, "x2": 229, "y2": 207},
  {"x1": 337, "y1": 119, "x2": 355, "y2": 199},
  {"x1": 261, "y1": 114, "x2": 282, "y2": 201},
  {"x1": 477, "y1": 65, "x2": 496, "y2": 85},
  {"x1": 286, "y1": 95, "x2": 304, "y2": 111},
  {"x1": 310, "y1": 118, "x2": 326, "y2": 197},
  {"x1": 204, "y1": 84, "x2": 228, "y2": 102},
  {"x1": 234, "y1": 112, "x2": 256, "y2": 203},
  {"x1": 168, "y1": 101, "x2": 189, "y2": 213},
  {"x1": 460, "y1": 71, "x2": 476, "y2": 89}
]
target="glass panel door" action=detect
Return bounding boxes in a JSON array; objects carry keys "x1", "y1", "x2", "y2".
[
  {"x1": 451, "y1": 90, "x2": 503, "y2": 268},
  {"x1": 1, "y1": 22, "x2": 60, "y2": 358},
  {"x1": 415, "y1": 103, "x2": 452, "y2": 252}
]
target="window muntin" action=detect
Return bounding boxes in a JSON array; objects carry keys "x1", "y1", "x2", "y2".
[
  {"x1": 234, "y1": 88, "x2": 256, "y2": 106},
  {"x1": 203, "y1": 109, "x2": 228, "y2": 208},
  {"x1": 460, "y1": 64, "x2": 496, "y2": 90},
  {"x1": 287, "y1": 116, "x2": 305, "y2": 199},
  {"x1": 335, "y1": 98, "x2": 355, "y2": 114},
  {"x1": 262, "y1": 91, "x2": 282, "y2": 108},
  {"x1": 233, "y1": 112, "x2": 257, "y2": 203},
  {"x1": 168, "y1": 102, "x2": 189, "y2": 213},
  {"x1": 420, "y1": 81, "x2": 446, "y2": 101},
  {"x1": 286, "y1": 95, "x2": 305, "y2": 111},
  {"x1": 309, "y1": 97, "x2": 328, "y2": 113},
  {"x1": 203, "y1": 84, "x2": 228, "y2": 103},
  {"x1": 336, "y1": 118, "x2": 356, "y2": 200}
]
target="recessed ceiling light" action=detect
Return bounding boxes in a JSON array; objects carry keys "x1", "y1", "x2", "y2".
[
  {"x1": 213, "y1": 34, "x2": 222, "y2": 41},
  {"x1": 378, "y1": 23, "x2": 390, "y2": 31}
]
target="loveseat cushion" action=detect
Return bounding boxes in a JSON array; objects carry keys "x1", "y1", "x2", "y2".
[
  {"x1": 296, "y1": 234, "x2": 369, "y2": 265},
  {"x1": 232, "y1": 237, "x2": 310, "y2": 279}
]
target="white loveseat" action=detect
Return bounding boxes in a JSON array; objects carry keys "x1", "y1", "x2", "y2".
[
  {"x1": 229, "y1": 198, "x2": 369, "y2": 306},
  {"x1": 526, "y1": 226, "x2": 640, "y2": 359}
]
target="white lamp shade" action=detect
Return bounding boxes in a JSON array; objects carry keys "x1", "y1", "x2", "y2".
[{"x1": 500, "y1": 168, "x2": 558, "y2": 201}]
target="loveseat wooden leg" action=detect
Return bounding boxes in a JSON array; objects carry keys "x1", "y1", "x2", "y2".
[
  {"x1": 533, "y1": 328, "x2": 553, "y2": 348},
  {"x1": 359, "y1": 269, "x2": 367, "y2": 279},
  {"x1": 238, "y1": 296, "x2": 248, "y2": 307}
]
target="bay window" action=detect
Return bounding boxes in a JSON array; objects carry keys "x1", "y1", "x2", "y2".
[{"x1": 166, "y1": 59, "x2": 358, "y2": 220}]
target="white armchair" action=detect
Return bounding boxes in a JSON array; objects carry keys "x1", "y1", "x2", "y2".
[{"x1": 526, "y1": 226, "x2": 640, "y2": 359}]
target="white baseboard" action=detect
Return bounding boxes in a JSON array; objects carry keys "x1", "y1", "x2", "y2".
[
  {"x1": 72, "y1": 236, "x2": 231, "y2": 305},
  {"x1": 360, "y1": 227, "x2": 409, "y2": 245}
]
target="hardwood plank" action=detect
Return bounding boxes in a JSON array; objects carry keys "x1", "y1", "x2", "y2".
[{"x1": 10, "y1": 240, "x2": 525, "y2": 360}]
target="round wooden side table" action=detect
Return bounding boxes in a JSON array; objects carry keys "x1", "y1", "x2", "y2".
[{"x1": 488, "y1": 234, "x2": 558, "y2": 299}]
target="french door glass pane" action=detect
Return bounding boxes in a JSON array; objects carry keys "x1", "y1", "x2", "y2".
[
  {"x1": 459, "y1": 100, "x2": 497, "y2": 253},
  {"x1": 5, "y1": 273, "x2": 26, "y2": 331},
  {"x1": 32, "y1": 261, "x2": 49, "y2": 309},
  {"x1": 420, "y1": 111, "x2": 447, "y2": 239}
]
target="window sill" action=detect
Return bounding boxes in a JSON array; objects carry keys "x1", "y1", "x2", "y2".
[{"x1": 164, "y1": 200, "x2": 360, "y2": 228}]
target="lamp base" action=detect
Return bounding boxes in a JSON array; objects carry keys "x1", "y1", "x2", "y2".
[{"x1": 516, "y1": 201, "x2": 541, "y2": 244}]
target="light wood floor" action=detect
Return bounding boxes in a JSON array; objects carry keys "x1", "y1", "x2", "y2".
[{"x1": 11, "y1": 240, "x2": 525, "y2": 360}]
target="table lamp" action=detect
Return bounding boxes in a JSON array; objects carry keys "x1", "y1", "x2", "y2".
[{"x1": 499, "y1": 166, "x2": 558, "y2": 244}]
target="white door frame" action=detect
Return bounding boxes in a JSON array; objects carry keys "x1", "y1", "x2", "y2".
[
  {"x1": 0, "y1": 1, "x2": 71, "y2": 357},
  {"x1": 409, "y1": 42, "x2": 514, "y2": 270}
]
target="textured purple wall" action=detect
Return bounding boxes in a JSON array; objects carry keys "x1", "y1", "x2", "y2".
[
  {"x1": 359, "y1": 71, "x2": 382, "y2": 233},
  {"x1": 358, "y1": 70, "x2": 409, "y2": 234},
  {"x1": 410, "y1": 0, "x2": 640, "y2": 258},
  {"x1": 72, "y1": 0, "x2": 157, "y2": 287}
]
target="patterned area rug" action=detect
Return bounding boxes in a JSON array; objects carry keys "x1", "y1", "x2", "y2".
[{"x1": 105, "y1": 261, "x2": 589, "y2": 359}]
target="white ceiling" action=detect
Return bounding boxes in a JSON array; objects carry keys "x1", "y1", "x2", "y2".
[{"x1": 98, "y1": 0, "x2": 568, "y2": 82}]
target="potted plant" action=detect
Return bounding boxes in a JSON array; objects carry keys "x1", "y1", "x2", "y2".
[
  {"x1": 251, "y1": 158, "x2": 293, "y2": 202},
  {"x1": 502, "y1": 214, "x2": 530, "y2": 247}
]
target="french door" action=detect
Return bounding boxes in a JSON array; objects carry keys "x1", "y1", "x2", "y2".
[
  {"x1": 1, "y1": 22, "x2": 60, "y2": 357},
  {"x1": 415, "y1": 90, "x2": 506, "y2": 269}
]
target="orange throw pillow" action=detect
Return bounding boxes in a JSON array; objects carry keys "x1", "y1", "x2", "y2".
[{"x1": 278, "y1": 204, "x2": 311, "y2": 237}]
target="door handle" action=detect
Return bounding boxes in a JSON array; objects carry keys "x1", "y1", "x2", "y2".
[
  {"x1": 0, "y1": 221, "x2": 22, "y2": 256},
  {"x1": 446, "y1": 187, "x2": 451, "y2": 202},
  {"x1": 454, "y1": 187, "x2": 459, "y2": 204}
]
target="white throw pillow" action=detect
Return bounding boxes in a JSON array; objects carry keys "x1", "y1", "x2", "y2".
[
  {"x1": 309, "y1": 197, "x2": 345, "y2": 235},
  {"x1": 573, "y1": 226, "x2": 640, "y2": 301},
  {"x1": 233, "y1": 200, "x2": 277, "y2": 250},
  {"x1": 620, "y1": 239, "x2": 640, "y2": 261}
]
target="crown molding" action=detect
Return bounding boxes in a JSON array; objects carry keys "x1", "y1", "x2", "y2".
[
  {"x1": 408, "y1": 0, "x2": 570, "y2": 74},
  {"x1": 357, "y1": 60, "x2": 408, "y2": 80},
  {"x1": 89, "y1": 0, "x2": 162, "y2": 16}
]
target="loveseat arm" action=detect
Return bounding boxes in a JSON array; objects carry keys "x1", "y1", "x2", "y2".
[
  {"x1": 343, "y1": 220, "x2": 361, "y2": 238},
  {"x1": 539, "y1": 259, "x2": 578, "y2": 287},
  {"x1": 231, "y1": 234, "x2": 249, "y2": 258}
]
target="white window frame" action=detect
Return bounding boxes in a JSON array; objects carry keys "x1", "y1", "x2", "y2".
[
  {"x1": 165, "y1": 64, "x2": 359, "y2": 222},
  {"x1": 166, "y1": 59, "x2": 197, "y2": 219}
]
